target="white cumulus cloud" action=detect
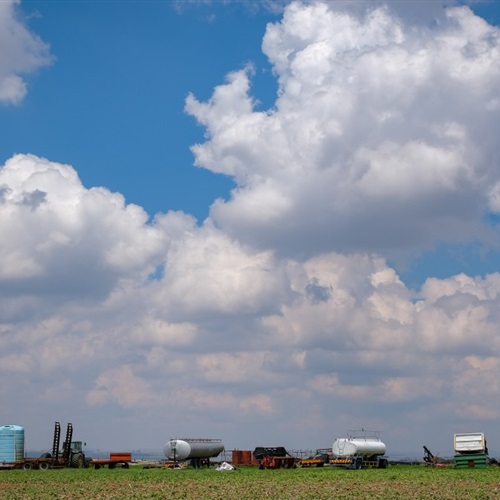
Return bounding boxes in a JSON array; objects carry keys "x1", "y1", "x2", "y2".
[
  {"x1": 0, "y1": 0, "x2": 52, "y2": 104},
  {"x1": 187, "y1": 3, "x2": 500, "y2": 257}
]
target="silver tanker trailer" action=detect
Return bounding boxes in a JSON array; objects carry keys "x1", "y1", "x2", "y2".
[
  {"x1": 330, "y1": 430, "x2": 389, "y2": 469},
  {"x1": 163, "y1": 438, "x2": 224, "y2": 468}
]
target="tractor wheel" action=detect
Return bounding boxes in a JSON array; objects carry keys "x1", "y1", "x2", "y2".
[{"x1": 71, "y1": 452, "x2": 84, "y2": 468}]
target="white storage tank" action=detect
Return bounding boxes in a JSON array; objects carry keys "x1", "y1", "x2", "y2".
[
  {"x1": 0, "y1": 425, "x2": 25, "y2": 463},
  {"x1": 332, "y1": 437, "x2": 386, "y2": 457},
  {"x1": 163, "y1": 438, "x2": 224, "y2": 460}
]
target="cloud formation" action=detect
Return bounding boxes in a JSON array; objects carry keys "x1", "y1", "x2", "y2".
[
  {"x1": 0, "y1": 0, "x2": 52, "y2": 104},
  {"x1": 1, "y1": 1, "x2": 500, "y2": 455},
  {"x1": 187, "y1": 3, "x2": 500, "y2": 257}
]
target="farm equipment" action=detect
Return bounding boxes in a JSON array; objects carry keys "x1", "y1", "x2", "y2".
[
  {"x1": 423, "y1": 445, "x2": 444, "y2": 467},
  {"x1": 453, "y1": 432, "x2": 489, "y2": 468},
  {"x1": 299, "y1": 449, "x2": 331, "y2": 467},
  {"x1": 253, "y1": 447, "x2": 298, "y2": 469},
  {"x1": 0, "y1": 422, "x2": 89, "y2": 470},
  {"x1": 330, "y1": 430, "x2": 389, "y2": 469},
  {"x1": 48, "y1": 422, "x2": 89, "y2": 468},
  {"x1": 91, "y1": 452, "x2": 132, "y2": 469},
  {"x1": 163, "y1": 438, "x2": 224, "y2": 468}
]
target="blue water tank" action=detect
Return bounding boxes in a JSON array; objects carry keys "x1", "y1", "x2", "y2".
[{"x1": 0, "y1": 425, "x2": 25, "y2": 462}]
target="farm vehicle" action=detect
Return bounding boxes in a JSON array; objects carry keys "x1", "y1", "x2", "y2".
[
  {"x1": 299, "y1": 449, "x2": 331, "y2": 467},
  {"x1": 253, "y1": 447, "x2": 298, "y2": 469},
  {"x1": 1, "y1": 422, "x2": 89, "y2": 470},
  {"x1": 330, "y1": 430, "x2": 389, "y2": 470}
]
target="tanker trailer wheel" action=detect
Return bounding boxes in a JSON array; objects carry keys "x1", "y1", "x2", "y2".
[
  {"x1": 39, "y1": 462, "x2": 50, "y2": 471},
  {"x1": 355, "y1": 458, "x2": 363, "y2": 470},
  {"x1": 22, "y1": 462, "x2": 33, "y2": 470}
]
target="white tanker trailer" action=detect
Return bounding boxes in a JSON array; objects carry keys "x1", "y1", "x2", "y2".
[
  {"x1": 163, "y1": 438, "x2": 224, "y2": 468},
  {"x1": 330, "y1": 431, "x2": 389, "y2": 469}
]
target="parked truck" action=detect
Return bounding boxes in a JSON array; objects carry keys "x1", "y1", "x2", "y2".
[{"x1": 330, "y1": 430, "x2": 389, "y2": 469}]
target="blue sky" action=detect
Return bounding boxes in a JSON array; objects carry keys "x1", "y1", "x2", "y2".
[
  {"x1": 1, "y1": 0, "x2": 500, "y2": 458},
  {"x1": 1, "y1": 1, "x2": 278, "y2": 220},
  {"x1": 3, "y1": 1, "x2": 499, "y2": 279}
]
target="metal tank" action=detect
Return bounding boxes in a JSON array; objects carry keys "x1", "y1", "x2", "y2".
[
  {"x1": 0, "y1": 425, "x2": 25, "y2": 462},
  {"x1": 163, "y1": 438, "x2": 224, "y2": 460},
  {"x1": 332, "y1": 437, "x2": 386, "y2": 457}
]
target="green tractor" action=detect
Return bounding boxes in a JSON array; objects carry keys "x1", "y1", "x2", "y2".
[
  {"x1": 68, "y1": 440, "x2": 88, "y2": 468},
  {"x1": 51, "y1": 422, "x2": 90, "y2": 468}
]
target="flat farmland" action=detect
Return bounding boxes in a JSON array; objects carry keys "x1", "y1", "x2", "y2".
[{"x1": 1, "y1": 465, "x2": 499, "y2": 499}]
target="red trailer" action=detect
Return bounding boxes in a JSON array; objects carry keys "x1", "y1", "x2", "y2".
[{"x1": 91, "y1": 452, "x2": 132, "y2": 469}]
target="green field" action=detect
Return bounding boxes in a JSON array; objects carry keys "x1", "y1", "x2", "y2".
[{"x1": 1, "y1": 465, "x2": 499, "y2": 499}]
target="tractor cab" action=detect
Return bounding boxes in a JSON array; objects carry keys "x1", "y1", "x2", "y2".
[{"x1": 70, "y1": 441, "x2": 85, "y2": 454}]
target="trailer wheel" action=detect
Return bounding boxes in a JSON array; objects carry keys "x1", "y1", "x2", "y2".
[
  {"x1": 22, "y1": 462, "x2": 33, "y2": 470},
  {"x1": 355, "y1": 458, "x2": 363, "y2": 470},
  {"x1": 39, "y1": 462, "x2": 50, "y2": 471}
]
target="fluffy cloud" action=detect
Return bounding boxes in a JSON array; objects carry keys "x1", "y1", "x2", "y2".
[
  {"x1": 0, "y1": 0, "x2": 52, "y2": 104},
  {"x1": 187, "y1": 3, "x2": 500, "y2": 257},
  {"x1": 0, "y1": 154, "x2": 165, "y2": 300}
]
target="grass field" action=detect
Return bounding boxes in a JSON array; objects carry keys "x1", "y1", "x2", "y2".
[{"x1": 1, "y1": 464, "x2": 499, "y2": 499}]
